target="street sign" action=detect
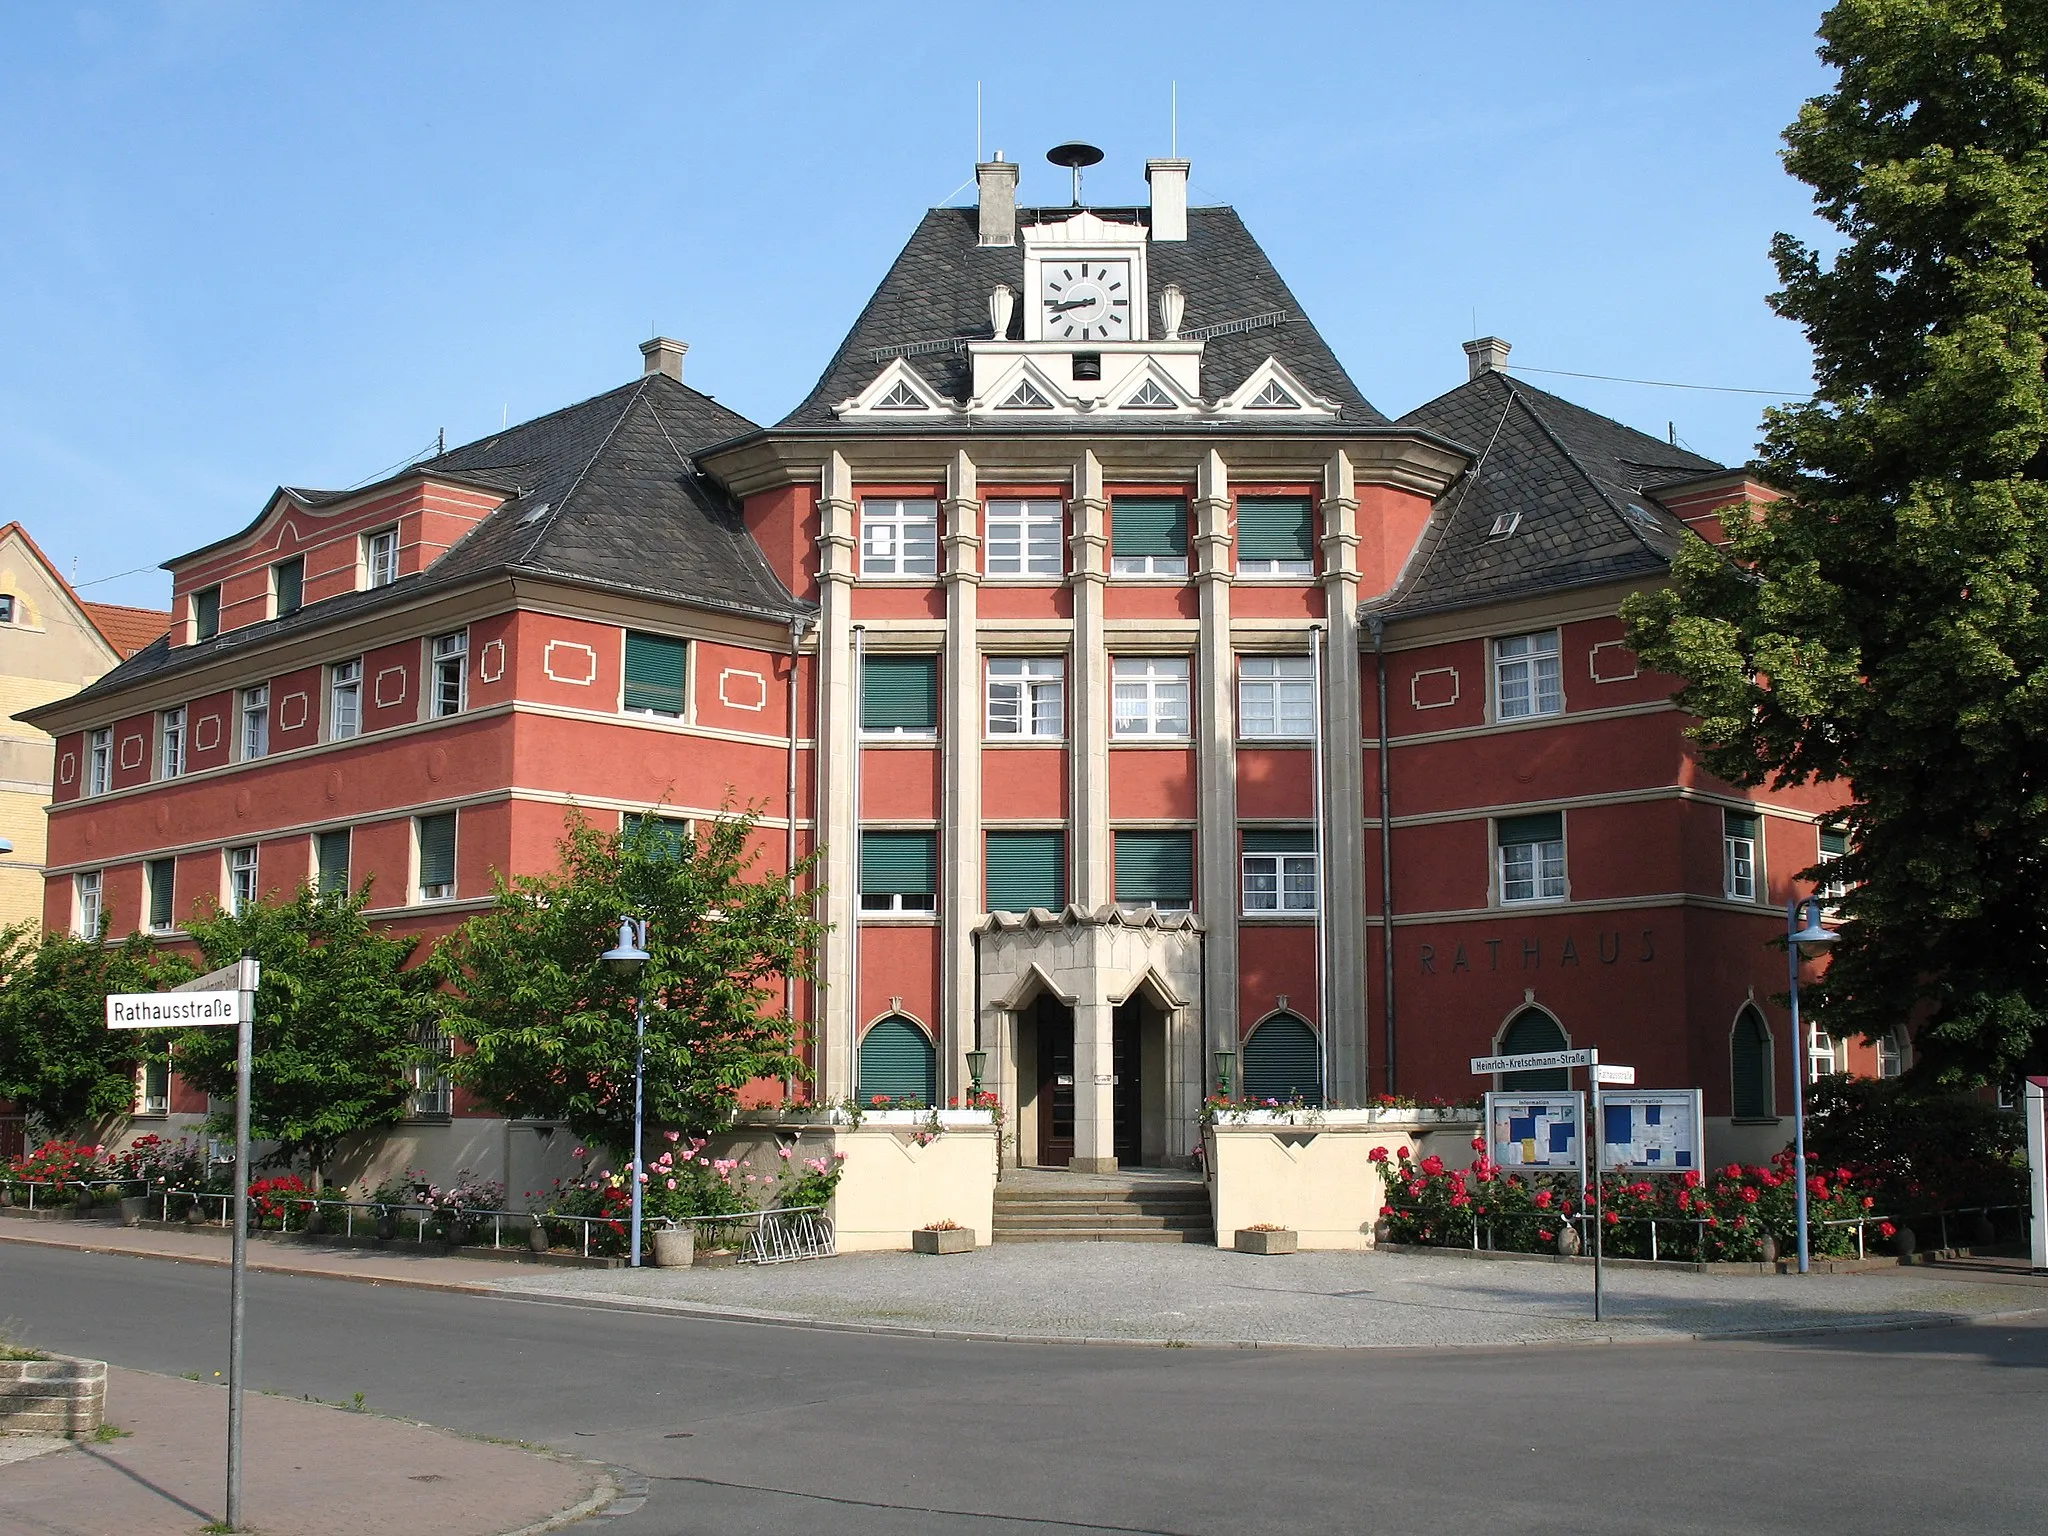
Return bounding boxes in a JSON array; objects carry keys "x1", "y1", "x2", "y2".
[
  {"x1": 1470, "y1": 1048, "x2": 1597, "y2": 1074},
  {"x1": 106, "y1": 991, "x2": 240, "y2": 1028},
  {"x1": 173, "y1": 959, "x2": 258, "y2": 993},
  {"x1": 1591, "y1": 1064, "x2": 1636, "y2": 1085}
]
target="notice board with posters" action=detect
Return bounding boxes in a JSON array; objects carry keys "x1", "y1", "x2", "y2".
[
  {"x1": 1485, "y1": 1091, "x2": 1584, "y2": 1172},
  {"x1": 1598, "y1": 1089, "x2": 1703, "y2": 1174}
]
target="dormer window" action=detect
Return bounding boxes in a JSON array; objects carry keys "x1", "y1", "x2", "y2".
[
  {"x1": 364, "y1": 527, "x2": 399, "y2": 589},
  {"x1": 273, "y1": 556, "x2": 304, "y2": 617},
  {"x1": 1245, "y1": 378, "x2": 1303, "y2": 410},
  {"x1": 998, "y1": 379, "x2": 1056, "y2": 411},
  {"x1": 193, "y1": 586, "x2": 221, "y2": 642},
  {"x1": 1120, "y1": 379, "x2": 1176, "y2": 411},
  {"x1": 873, "y1": 380, "x2": 929, "y2": 411},
  {"x1": 0, "y1": 595, "x2": 14, "y2": 623}
]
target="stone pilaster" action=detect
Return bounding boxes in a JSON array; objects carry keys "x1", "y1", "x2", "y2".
[
  {"x1": 1318, "y1": 450, "x2": 1370, "y2": 1104},
  {"x1": 1193, "y1": 449, "x2": 1238, "y2": 1081},
  {"x1": 816, "y1": 451, "x2": 861, "y2": 1100},
  {"x1": 1069, "y1": 450, "x2": 1111, "y2": 909},
  {"x1": 1071, "y1": 996, "x2": 1117, "y2": 1172},
  {"x1": 941, "y1": 450, "x2": 982, "y2": 1100}
]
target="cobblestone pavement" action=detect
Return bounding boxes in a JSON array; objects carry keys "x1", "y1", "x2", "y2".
[{"x1": 490, "y1": 1242, "x2": 2046, "y2": 1348}]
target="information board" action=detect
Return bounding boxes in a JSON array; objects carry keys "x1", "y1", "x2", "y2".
[
  {"x1": 1485, "y1": 1091, "x2": 1584, "y2": 1172},
  {"x1": 1598, "y1": 1089, "x2": 1703, "y2": 1173}
]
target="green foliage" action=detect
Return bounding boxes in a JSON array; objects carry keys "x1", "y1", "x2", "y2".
[
  {"x1": 173, "y1": 885, "x2": 441, "y2": 1177},
  {"x1": 1622, "y1": 2, "x2": 2048, "y2": 1082},
  {"x1": 1805, "y1": 1074, "x2": 2025, "y2": 1211},
  {"x1": 0, "y1": 922, "x2": 193, "y2": 1130},
  {"x1": 432, "y1": 807, "x2": 824, "y2": 1157}
]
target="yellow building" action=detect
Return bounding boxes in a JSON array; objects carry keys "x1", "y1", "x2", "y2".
[{"x1": 0, "y1": 523, "x2": 167, "y2": 933}]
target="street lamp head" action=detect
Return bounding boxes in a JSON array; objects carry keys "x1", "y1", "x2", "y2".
[
  {"x1": 1790, "y1": 898, "x2": 1837, "y2": 951},
  {"x1": 600, "y1": 916, "x2": 651, "y2": 978},
  {"x1": 1213, "y1": 1047, "x2": 1236, "y2": 1096}
]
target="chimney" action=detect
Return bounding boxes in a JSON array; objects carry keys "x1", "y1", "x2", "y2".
[
  {"x1": 640, "y1": 336, "x2": 688, "y2": 383},
  {"x1": 1462, "y1": 336, "x2": 1511, "y2": 379},
  {"x1": 1146, "y1": 158, "x2": 1189, "y2": 242},
  {"x1": 977, "y1": 153, "x2": 1019, "y2": 247}
]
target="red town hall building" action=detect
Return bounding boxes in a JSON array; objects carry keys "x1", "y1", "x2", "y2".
[{"x1": 25, "y1": 151, "x2": 1876, "y2": 1176}]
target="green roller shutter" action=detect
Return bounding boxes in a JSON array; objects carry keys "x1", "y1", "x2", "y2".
[
  {"x1": 1820, "y1": 826, "x2": 1849, "y2": 858},
  {"x1": 1235, "y1": 497, "x2": 1314, "y2": 562},
  {"x1": 1115, "y1": 830, "x2": 1194, "y2": 907},
  {"x1": 1111, "y1": 497, "x2": 1188, "y2": 560},
  {"x1": 624, "y1": 813, "x2": 692, "y2": 860},
  {"x1": 624, "y1": 632, "x2": 688, "y2": 717},
  {"x1": 194, "y1": 587, "x2": 220, "y2": 641},
  {"x1": 1497, "y1": 811, "x2": 1564, "y2": 847},
  {"x1": 1731, "y1": 1007, "x2": 1773, "y2": 1118},
  {"x1": 862, "y1": 830, "x2": 937, "y2": 896},
  {"x1": 316, "y1": 830, "x2": 351, "y2": 896},
  {"x1": 859, "y1": 1016, "x2": 937, "y2": 1104},
  {"x1": 1241, "y1": 1015, "x2": 1323, "y2": 1105},
  {"x1": 1242, "y1": 827, "x2": 1316, "y2": 854},
  {"x1": 986, "y1": 830, "x2": 1065, "y2": 912},
  {"x1": 273, "y1": 557, "x2": 304, "y2": 617},
  {"x1": 1499, "y1": 1008, "x2": 1569, "y2": 1090},
  {"x1": 862, "y1": 654, "x2": 938, "y2": 732},
  {"x1": 418, "y1": 813, "x2": 457, "y2": 890},
  {"x1": 1725, "y1": 809, "x2": 1761, "y2": 840},
  {"x1": 147, "y1": 860, "x2": 175, "y2": 929}
]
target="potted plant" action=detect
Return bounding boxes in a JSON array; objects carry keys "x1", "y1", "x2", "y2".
[
  {"x1": 911, "y1": 1220, "x2": 975, "y2": 1255},
  {"x1": 1233, "y1": 1223, "x2": 1298, "y2": 1256}
]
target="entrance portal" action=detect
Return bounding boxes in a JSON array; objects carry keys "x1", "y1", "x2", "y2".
[
  {"x1": 1113, "y1": 1000, "x2": 1143, "y2": 1167},
  {"x1": 1033, "y1": 995, "x2": 1076, "y2": 1167}
]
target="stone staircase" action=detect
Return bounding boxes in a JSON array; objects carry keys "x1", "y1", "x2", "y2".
[{"x1": 992, "y1": 1170, "x2": 1215, "y2": 1245}]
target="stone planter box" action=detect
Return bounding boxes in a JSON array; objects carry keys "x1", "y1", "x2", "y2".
[
  {"x1": 911, "y1": 1226, "x2": 975, "y2": 1255},
  {"x1": 117, "y1": 1196, "x2": 152, "y2": 1227},
  {"x1": 650, "y1": 1227, "x2": 695, "y2": 1269},
  {"x1": 0, "y1": 1354, "x2": 106, "y2": 1436},
  {"x1": 1234, "y1": 1227, "x2": 1298, "y2": 1256}
]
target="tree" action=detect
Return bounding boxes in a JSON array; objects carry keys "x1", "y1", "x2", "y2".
[
  {"x1": 1622, "y1": 1, "x2": 2048, "y2": 1086},
  {"x1": 432, "y1": 808, "x2": 823, "y2": 1157},
  {"x1": 173, "y1": 885, "x2": 441, "y2": 1180},
  {"x1": 0, "y1": 923, "x2": 194, "y2": 1132}
]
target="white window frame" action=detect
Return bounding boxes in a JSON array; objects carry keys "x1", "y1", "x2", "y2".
[
  {"x1": 329, "y1": 658, "x2": 363, "y2": 740},
  {"x1": 430, "y1": 631, "x2": 468, "y2": 719},
  {"x1": 859, "y1": 889, "x2": 939, "y2": 915},
  {"x1": 1818, "y1": 826, "x2": 1850, "y2": 905},
  {"x1": 1494, "y1": 629, "x2": 1564, "y2": 720},
  {"x1": 417, "y1": 814, "x2": 457, "y2": 902},
  {"x1": 984, "y1": 499, "x2": 1064, "y2": 579},
  {"x1": 1238, "y1": 656, "x2": 1315, "y2": 738},
  {"x1": 1498, "y1": 828, "x2": 1567, "y2": 904},
  {"x1": 227, "y1": 845, "x2": 258, "y2": 916},
  {"x1": 859, "y1": 498, "x2": 939, "y2": 578},
  {"x1": 139, "y1": 1058, "x2": 170, "y2": 1116},
  {"x1": 145, "y1": 858, "x2": 176, "y2": 934},
  {"x1": 1111, "y1": 551, "x2": 1189, "y2": 579},
  {"x1": 87, "y1": 728, "x2": 112, "y2": 796},
  {"x1": 1876, "y1": 1029, "x2": 1908, "y2": 1080},
  {"x1": 1241, "y1": 850, "x2": 1319, "y2": 914},
  {"x1": 986, "y1": 657, "x2": 1065, "y2": 738},
  {"x1": 1808, "y1": 1024, "x2": 1837, "y2": 1080},
  {"x1": 75, "y1": 870, "x2": 103, "y2": 937},
  {"x1": 159, "y1": 707, "x2": 185, "y2": 779},
  {"x1": 364, "y1": 527, "x2": 400, "y2": 589},
  {"x1": 1724, "y1": 812, "x2": 1760, "y2": 902},
  {"x1": 1112, "y1": 656, "x2": 1192, "y2": 738},
  {"x1": 240, "y1": 684, "x2": 269, "y2": 761},
  {"x1": 410, "y1": 1023, "x2": 454, "y2": 1117},
  {"x1": 0, "y1": 595, "x2": 13, "y2": 623}
]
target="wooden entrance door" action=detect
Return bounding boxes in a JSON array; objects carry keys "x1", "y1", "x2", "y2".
[
  {"x1": 1112, "y1": 1000, "x2": 1143, "y2": 1166},
  {"x1": 1034, "y1": 995, "x2": 1076, "y2": 1166}
]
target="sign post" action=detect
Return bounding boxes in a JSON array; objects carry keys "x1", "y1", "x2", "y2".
[
  {"x1": 108, "y1": 955, "x2": 259, "y2": 1532},
  {"x1": 1472, "y1": 1048, "x2": 1612, "y2": 1319}
]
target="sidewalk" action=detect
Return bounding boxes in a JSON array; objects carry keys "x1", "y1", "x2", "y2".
[{"x1": 0, "y1": 1366, "x2": 608, "y2": 1536}]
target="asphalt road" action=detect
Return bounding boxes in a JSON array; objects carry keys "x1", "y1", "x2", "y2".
[{"x1": 5, "y1": 1244, "x2": 2045, "y2": 1536}]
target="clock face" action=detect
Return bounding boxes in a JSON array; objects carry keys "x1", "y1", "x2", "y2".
[{"x1": 1040, "y1": 259, "x2": 1132, "y2": 341}]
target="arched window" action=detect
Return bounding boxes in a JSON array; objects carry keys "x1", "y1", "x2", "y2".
[
  {"x1": 1731, "y1": 1006, "x2": 1774, "y2": 1119},
  {"x1": 1498, "y1": 1009, "x2": 1568, "y2": 1090},
  {"x1": 1241, "y1": 1014, "x2": 1322, "y2": 1106},
  {"x1": 857, "y1": 1015, "x2": 937, "y2": 1106}
]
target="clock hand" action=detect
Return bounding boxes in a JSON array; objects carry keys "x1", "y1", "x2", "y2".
[{"x1": 1048, "y1": 298, "x2": 1094, "y2": 312}]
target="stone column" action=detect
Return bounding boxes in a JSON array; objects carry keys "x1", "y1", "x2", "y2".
[
  {"x1": 1318, "y1": 450, "x2": 1371, "y2": 1104},
  {"x1": 1071, "y1": 996, "x2": 1117, "y2": 1172},
  {"x1": 1069, "y1": 450, "x2": 1111, "y2": 909},
  {"x1": 941, "y1": 449, "x2": 983, "y2": 1101},
  {"x1": 816, "y1": 451, "x2": 861, "y2": 1099},
  {"x1": 1192, "y1": 450, "x2": 1237, "y2": 1084}
]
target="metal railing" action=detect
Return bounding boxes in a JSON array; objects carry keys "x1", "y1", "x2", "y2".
[
  {"x1": 1, "y1": 1176, "x2": 149, "y2": 1211},
  {"x1": 1449, "y1": 1208, "x2": 2003, "y2": 1263}
]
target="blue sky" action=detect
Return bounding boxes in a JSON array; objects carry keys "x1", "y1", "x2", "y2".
[{"x1": 1, "y1": 3, "x2": 1834, "y2": 611}]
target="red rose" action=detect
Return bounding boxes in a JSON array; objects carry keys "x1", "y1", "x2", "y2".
[{"x1": 1397, "y1": 1146, "x2": 1411, "y2": 1160}]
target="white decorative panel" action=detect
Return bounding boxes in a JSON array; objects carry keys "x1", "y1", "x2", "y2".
[
  {"x1": 1409, "y1": 666, "x2": 1460, "y2": 710},
  {"x1": 194, "y1": 714, "x2": 222, "y2": 752},
  {"x1": 57, "y1": 751, "x2": 75, "y2": 786},
  {"x1": 479, "y1": 638, "x2": 507, "y2": 684},
  {"x1": 278, "y1": 691, "x2": 309, "y2": 732},
  {"x1": 374, "y1": 667, "x2": 409, "y2": 708},
  {"x1": 543, "y1": 641, "x2": 598, "y2": 686},
  {"x1": 1589, "y1": 640, "x2": 1639, "y2": 684},
  {"x1": 118, "y1": 734, "x2": 145, "y2": 770},
  {"x1": 718, "y1": 667, "x2": 768, "y2": 712}
]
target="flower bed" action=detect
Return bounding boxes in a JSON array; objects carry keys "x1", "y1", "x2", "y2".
[
  {"x1": 1374, "y1": 1139, "x2": 1891, "y2": 1263},
  {"x1": 527, "y1": 1137, "x2": 846, "y2": 1258}
]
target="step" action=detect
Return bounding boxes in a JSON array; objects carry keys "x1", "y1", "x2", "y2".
[
  {"x1": 993, "y1": 1197, "x2": 1210, "y2": 1215},
  {"x1": 992, "y1": 1228, "x2": 1215, "y2": 1244},
  {"x1": 993, "y1": 1212, "x2": 1214, "y2": 1232}
]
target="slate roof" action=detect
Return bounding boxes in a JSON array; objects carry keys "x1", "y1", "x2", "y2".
[
  {"x1": 43, "y1": 374, "x2": 804, "y2": 715},
  {"x1": 776, "y1": 205, "x2": 1386, "y2": 429},
  {"x1": 1370, "y1": 369, "x2": 1726, "y2": 618}
]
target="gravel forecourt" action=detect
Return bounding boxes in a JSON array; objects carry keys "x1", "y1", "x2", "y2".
[{"x1": 489, "y1": 1243, "x2": 2042, "y2": 1347}]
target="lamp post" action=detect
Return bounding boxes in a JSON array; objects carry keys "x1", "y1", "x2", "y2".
[
  {"x1": 1785, "y1": 895, "x2": 1838, "y2": 1276},
  {"x1": 600, "y1": 916, "x2": 652, "y2": 1266},
  {"x1": 965, "y1": 1050, "x2": 987, "y2": 1095},
  {"x1": 1213, "y1": 1048, "x2": 1236, "y2": 1100}
]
